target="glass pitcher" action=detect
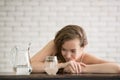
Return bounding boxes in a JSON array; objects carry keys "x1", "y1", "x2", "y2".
[{"x1": 10, "y1": 43, "x2": 32, "y2": 75}]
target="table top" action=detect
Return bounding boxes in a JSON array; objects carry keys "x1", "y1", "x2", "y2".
[{"x1": 0, "y1": 72, "x2": 120, "y2": 80}]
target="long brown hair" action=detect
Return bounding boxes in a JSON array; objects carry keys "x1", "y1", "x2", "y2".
[{"x1": 54, "y1": 25, "x2": 88, "y2": 62}]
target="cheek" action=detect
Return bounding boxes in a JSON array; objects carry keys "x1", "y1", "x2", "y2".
[
  {"x1": 61, "y1": 51, "x2": 65, "y2": 57},
  {"x1": 61, "y1": 51, "x2": 76, "y2": 59}
]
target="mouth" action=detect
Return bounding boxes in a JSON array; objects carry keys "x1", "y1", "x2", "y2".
[
  {"x1": 65, "y1": 58, "x2": 74, "y2": 62},
  {"x1": 64, "y1": 58, "x2": 70, "y2": 62}
]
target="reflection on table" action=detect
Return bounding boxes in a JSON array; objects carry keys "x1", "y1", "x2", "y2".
[{"x1": 0, "y1": 72, "x2": 120, "y2": 80}]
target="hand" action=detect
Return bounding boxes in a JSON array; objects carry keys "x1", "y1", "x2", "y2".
[
  {"x1": 64, "y1": 61, "x2": 86, "y2": 74},
  {"x1": 57, "y1": 62, "x2": 70, "y2": 69}
]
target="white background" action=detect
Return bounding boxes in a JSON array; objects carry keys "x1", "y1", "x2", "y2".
[{"x1": 0, "y1": 0, "x2": 120, "y2": 72}]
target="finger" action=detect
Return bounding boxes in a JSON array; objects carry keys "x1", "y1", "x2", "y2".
[
  {"x1": 67, "y1": 62, "x2": 76, "y2": 74},
  {"x1": 74, "y1": 62, "x2": 78, "y2": 73},
  {"x1": 64, "y1": 65, "x2": 74, "y2": 73},
  {"x1": 76, "y1": 63, "x2": 81, "y2": 73},
  {"x1": 64, "y1": 67, "x2": 70, "y2": 73},
  {"x1": 78, "y1": 63, "x2": 82, "y2": 73},
  {"x1": 72, "y1": 61, "x2": 80, "y2": 74},
  {"x1": 69, "y1": 66, "x2": 75, "y2": 74},
  {"x1": 69, "y1": 61, "x2": 77, "y2": 73},
  {"x1": 80, "y1": 62, "x2": 86, "y2": 67}
]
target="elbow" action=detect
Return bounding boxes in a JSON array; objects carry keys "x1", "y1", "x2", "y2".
[
  {"x1": 117, "y1": 65, "x2": 120, "y2": 73},
  {"x1": 114, "y1": 64, "x2": 120, "y2": 73},
  {"x1": 108, "y1": 63, "x2": 120, "y2": 73}
]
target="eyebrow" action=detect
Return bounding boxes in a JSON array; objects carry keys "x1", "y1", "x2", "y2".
[{"x1": 62, "y1": 47, "x2": 76, "y2": 51}]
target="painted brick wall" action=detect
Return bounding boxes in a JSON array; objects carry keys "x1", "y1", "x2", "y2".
[{"x1": 0, "y1": 0, "x2": 120, "y2": 72}]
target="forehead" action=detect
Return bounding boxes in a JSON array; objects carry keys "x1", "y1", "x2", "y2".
[{"x1": 62, "y1": 38, "x2": 80, "y2": 49}]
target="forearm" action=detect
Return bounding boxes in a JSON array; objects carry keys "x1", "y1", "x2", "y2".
[
  {"x1": 31, "y1": 61, "x2": 45, "y2": 73},
  {"x1": 82, "y1": 63, "x2": 120, "y2": 73},
  {"x1": 31, "y1": 61, "x2": 67, "y2": 73}
]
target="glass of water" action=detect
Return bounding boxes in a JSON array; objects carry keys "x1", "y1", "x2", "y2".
[{"x1": 44, "y1": 56, "x2": 58, "y2": 75}]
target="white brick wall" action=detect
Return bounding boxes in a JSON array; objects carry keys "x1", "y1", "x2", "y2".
[{"x1": 0, "y1": 0, "x2": 120, "y2": 72}]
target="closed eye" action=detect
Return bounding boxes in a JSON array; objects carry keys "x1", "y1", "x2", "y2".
[
  {"x1": 62, "y1": 48, "x2": 66, "y2": 51},
  {"x1": 71, "y1": 49, "x2": 76, "y2": 53}
]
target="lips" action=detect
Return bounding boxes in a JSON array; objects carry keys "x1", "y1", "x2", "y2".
[{"x1": 65, "y1": 58, "x2": 74, "y2": 62}]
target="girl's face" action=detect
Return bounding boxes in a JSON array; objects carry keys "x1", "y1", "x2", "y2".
[{"x1": 61, "y1": 38, "x2": 84, "y2": 62}]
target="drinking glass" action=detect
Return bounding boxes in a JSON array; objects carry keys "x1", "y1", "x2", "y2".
[{"x1": 44, "y1": 56, "x2": 58, "y2": 75}]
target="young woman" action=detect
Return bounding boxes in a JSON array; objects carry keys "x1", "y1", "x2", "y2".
[{"x1": 31, "y1": 25, "x2": 120, "y2": 74}]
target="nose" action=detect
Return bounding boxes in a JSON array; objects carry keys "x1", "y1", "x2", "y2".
[{"x1": 65, "y1": 52, "x2": 71, "y2": 60}]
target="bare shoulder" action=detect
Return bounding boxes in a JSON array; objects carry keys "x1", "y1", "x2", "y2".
[{"x1": 83, "y1": 52, "x2": 109, "y2": 64}]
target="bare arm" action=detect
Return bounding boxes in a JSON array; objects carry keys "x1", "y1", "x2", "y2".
[
  {"x1": 81, "y1": 53, "x2": 120, "y2": 73},
  {"x1": 30, "y1": 40, "x2": 56, "y2": 73},
  {"x1": 82, "y1": 63, "x2": 120, "y2": 73},
  {"x1": 62, "y1": 53, "x2": 120, "y2": 74}
]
